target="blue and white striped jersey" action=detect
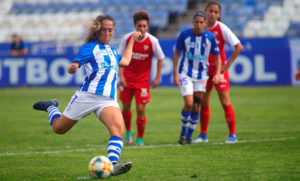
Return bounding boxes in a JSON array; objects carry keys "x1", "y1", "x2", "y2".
[
  {"x1": 176, "y1": 29, "x2": 219, "y2": 80},
  {"x1": 73, "y1": 42, "x2": 122, "y2": 101}
]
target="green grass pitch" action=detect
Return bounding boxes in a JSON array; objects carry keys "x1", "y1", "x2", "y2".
[{"x1": 0, "y1": 86, "x2": 299, "y2": 181}]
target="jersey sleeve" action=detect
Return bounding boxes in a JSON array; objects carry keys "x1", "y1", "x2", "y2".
[
  {"x1": 220, "y1": 22, "x2": 240, "y2": 47},
  {"x1": 118, "y1": 32, "x2": 132, "y2": 54},
  {"x1": 210, "y1": 35, "x2": 220, "y2": 55},
  {"x1": 175, "y1": 31, "x2": 185, "y2": 52},
  {"x1": 118, "y1": 35, "x2": 127, "y2": 54},
  {"x1": 151, "y1": 36, "x2": 165, "y2": 60},
  {"x1": 73, "y1": 43, "x2": 94, "y2": 67}
]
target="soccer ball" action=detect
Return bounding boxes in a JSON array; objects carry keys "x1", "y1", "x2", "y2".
[{"x1": 88, "y1": 155, "x2": 113, "y2": 179}]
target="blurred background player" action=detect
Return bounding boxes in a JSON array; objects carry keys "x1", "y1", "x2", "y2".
[
  {"x1": 33, "y1": 14, "x2": 142, "y2": 176},
  {"x1": 295, "y1": 64, "x2": 300, "y2": 80},
  {"x1": 173, "y1": 11, "x2": 221, "y2": 145},
  {"x1": 10, "y1": 34, "x2": 29, "y2": 56},
  {"x1": 193, "y1": 1, "x2": 243, "y2": 144},
  {"x1": 118, "y1": 10, "x2": 165, "y2": 146}
]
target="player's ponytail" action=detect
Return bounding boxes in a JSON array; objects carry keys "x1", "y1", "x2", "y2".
[
  {"x1": 85, "y1": 15, "x2": 114, "y2": 43},
  {"x1": 205, "y1": 0, "x2": 222, "y2": 22}
]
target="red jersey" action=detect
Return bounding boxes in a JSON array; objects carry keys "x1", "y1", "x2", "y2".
[
  {"x1": 207, "y1": 21, "x2": 240, "y2": 74},
  {"x1": 119, "y1": 32, "x2": 165, "y2": 88}
]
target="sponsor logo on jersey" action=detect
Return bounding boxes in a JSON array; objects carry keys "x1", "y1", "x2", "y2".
[
  {"x1": 132, "y1": 52, "x2": 149, "y2": 60},
  {"x1": 186, "y1": 52, "x2": 208, "y2": 61},
  {"x1": 100, "y1": 62, "x2": 118, "y2": 71}
]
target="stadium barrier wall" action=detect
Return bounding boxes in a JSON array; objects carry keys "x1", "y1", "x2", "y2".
[{"x1": 0, "y1": 37, "x2": 298, "y2": 87}]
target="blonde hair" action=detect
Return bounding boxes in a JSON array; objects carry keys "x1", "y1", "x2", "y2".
[{"x1": 85, "y1": 15, "x2": 114, "y2": 43}]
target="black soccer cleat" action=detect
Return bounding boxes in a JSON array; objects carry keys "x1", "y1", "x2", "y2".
[
  {"x1": 111, "y1": 161, "x2": 132, "y2": 176},
  {"x1": 178, "y1": 134, "x2": 187, "y2": 145},
  {"x1": 186, "y1": 139, "x2": 192, "y2": 145},
  {"x1": 33, "y1": 99, "x2": 59, "y2": 112}
]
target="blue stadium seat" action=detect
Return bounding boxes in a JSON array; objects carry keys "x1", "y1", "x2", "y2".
[{"x1": 286, "y1": 22, "x2": 300, "y2": 37}]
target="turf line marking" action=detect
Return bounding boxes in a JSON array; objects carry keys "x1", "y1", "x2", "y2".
[{"x1": 0, "y1": 137, "x2": 297, "y2": 157}]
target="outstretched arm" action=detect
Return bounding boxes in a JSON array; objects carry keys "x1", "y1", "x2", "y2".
[
  {"x1": 68, "y1": 61, "x2": 79, "y2": 74},
  {"x1": 119, "y1": 31, "x2": 142, "y2": 67}
]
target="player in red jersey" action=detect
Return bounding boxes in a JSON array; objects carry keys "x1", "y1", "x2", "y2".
[
  {"x1": 295, "y1": 64, "x2": 300, "y2": 81},
  {"x1": 193, "y1": 1, "x2": 243, "y2": 143},
  {"x1": 118, "y1": 10, "x2": 165, "y2": 146}
]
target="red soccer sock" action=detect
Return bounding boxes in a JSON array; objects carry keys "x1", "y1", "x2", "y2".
[
  {"x1": 224, "y1": 104, "x2": 236, "y2": 134},
  {"x1": 200, "y1": 105, "x2": 210, "y2": 134},
  {"x1": 122, "y1": 110, "x2": 132, "y2": 131},
  {"x1": 136, "y1": 117, "x2": 147, "y2": 138}
]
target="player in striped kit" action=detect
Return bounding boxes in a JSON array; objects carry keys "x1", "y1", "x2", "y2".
[
  {"x1": 118, "y1": 10, "x2": 165, "y2": 146},
  {"x1": 193, "y1": 1, "x2": 243, "y2": 144},
  {"x1": 33, "y1": 15, "x2": 141, "y2": 176},
  {"x1": 173, "y1": 11, "x2": 221, "y2": 145}
]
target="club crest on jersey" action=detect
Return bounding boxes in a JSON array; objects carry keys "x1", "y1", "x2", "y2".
[
  {"x1": 144, "y1": 45, "x2": 149, "y2": 50},
  {"x1": 214, "y1": 31, "x2": 218, "y2": 36}
]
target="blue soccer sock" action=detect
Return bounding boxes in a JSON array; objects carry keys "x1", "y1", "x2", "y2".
[
  {"x1": 181, "y1": 109, "x2": 191, "y2": 135},
  {"x1": 108, "y1": 136, "x2": 123, "y2": 164},
  {"x1": 187, "y1": 112, "x2": 199, "y2": 140},
  {"x1": 47, "y1": 106, "x2": 61, "y2": 126}
]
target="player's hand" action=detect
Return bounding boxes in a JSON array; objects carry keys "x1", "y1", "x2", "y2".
[
  {"x1": 131, "y1": 31, "x2": 142, "y2": 41},
  {"x1": 68, "y1": 62, "x2": 79, "y2": 74},
  {"x1": 119, "y1": 76, "x2": 127, "y2": 87},
  {"x1": 173, "y1": 74, "x2": 180, "y2": 86},
  {"x1": 295, "y1": 71, "x2": 300, "y2": 81},
  {"x1": 212, "y1": 73, "x2": 220, "y2": 84},
  {"x1": 151, "y1": 77, "x2": 159, "y2": 89}
]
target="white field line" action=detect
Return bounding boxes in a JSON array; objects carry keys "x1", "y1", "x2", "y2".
[{"x1": 0, "y1": 137, "x2": 297, "y2": 157}]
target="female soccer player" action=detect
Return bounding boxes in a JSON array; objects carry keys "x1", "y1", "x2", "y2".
[
  {"x1": 193, "y1": 1, "x2": 243, "y2": 143},
  {"x1": 33, "y1": 15, "x2": 141, "y2": 176},
  {"x1": 118, "y1": 10, "x2": 165, "y2": 146},
  {"x1": 173, "y1": 11, "x2": 221, "y2": 145}
]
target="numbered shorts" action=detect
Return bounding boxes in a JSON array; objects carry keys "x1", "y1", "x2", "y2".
[
  {"x1": 179, "y1": 74, "x2": 208, "y2": 96},
  {"x1": 119, "y1": 85, "x2": 150, "y2": 104},
  {"x1": 63, "y1": 90, "x2": 120, "y2": 121},
  {"x1": 206, "y1": 70, "x2": 230, "y2": 91}
]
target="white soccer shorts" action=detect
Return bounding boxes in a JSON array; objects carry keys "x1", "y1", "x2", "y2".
[
  {"x1": 63, "y1": 90, "x2": 120, "y2": 121},
  {"x1": 179, "y1": 74, "x2": 208, "y2": 96}
]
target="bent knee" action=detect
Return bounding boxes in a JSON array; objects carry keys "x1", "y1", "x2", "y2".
[
  {"x1": 52, "y1": 127, "x2": 67, "y2": 134},
  {"x1": 110, "y1": 125, "x2": 124, "y2": 137}
]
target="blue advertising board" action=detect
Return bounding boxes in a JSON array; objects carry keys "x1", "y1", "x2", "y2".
[{"x1": 0, "y1": 37, "x2": 293, "y2": 87}]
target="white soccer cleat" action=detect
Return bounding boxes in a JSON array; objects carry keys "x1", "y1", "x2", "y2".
[
  {"x1": 111, "y1": 162, "x2": 132, "y2": 176},
  {"x1": 192, "y1": 137, "x2": 208, "y2": 143},
  {"x1": 192, "y1": 134, "x2": 208, "y2": 143}
]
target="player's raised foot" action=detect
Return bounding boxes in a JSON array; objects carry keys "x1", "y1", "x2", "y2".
[
  {"x1": 111, "y1": 161, "x2": 132, "y2": 176},
  {"x1": 33, "y1": 99, "x2": 59, "y2": 112},
  {"x1": 125, "y1": 130, "x2": 133, "y2": 145},
  {"x1": 226, "y1": 134, "x2": 238, "y2": 143},
  {"x1": 178, "y1": 134, "x2": 187, "y2": 145},
  {"x1": 192, "y1": 133, "x2": 208, "y2": 143},
  {"x1": 136, "y1": 137, "x2": 144, "y2": 146}
]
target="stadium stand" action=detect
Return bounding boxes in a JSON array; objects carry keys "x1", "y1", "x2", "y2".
[
  {"x1": 0, "y1": 0, "x2": 299, "y2": 44},
  {"x1": 177, "y1": 0, "x2": 300, "y2": 38},
  {"x1": 0, "y1": 0, "x2": 188, "y2": 43}
]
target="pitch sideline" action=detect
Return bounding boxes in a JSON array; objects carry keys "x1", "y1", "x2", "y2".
[{"x1": 0, "y1": 137, "x2": 297, "y2": 157}]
